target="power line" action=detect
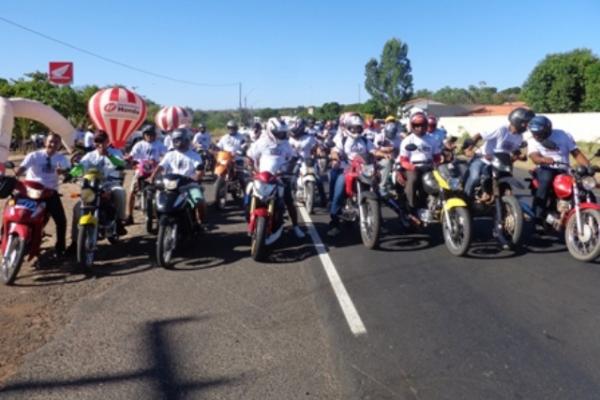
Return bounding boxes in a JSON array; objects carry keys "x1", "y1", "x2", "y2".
[{"x1": 0, "y1": 16, "x2": 239, "y2": 88}]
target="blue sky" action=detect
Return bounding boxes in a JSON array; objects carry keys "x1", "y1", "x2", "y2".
[{"x1": 1, "y1": 0, "x2": 599, "y2": 110}]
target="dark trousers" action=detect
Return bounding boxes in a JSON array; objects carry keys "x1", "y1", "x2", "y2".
[
  {"x1": 46, "y1": 192, "x2": 67, "y2": 252},
  {"x1": 405, "y1": 169, "x2": 426, "y2": 210},
  {"x1": 533, "y1": 167, "x2": 561, "y2": 219},
  {"x1": 283, "y1": 181, "x2": 298, "y2": 226}
]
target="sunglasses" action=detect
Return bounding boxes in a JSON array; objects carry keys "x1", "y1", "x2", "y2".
[
  {"x1": 94, "y1": 139, "x2": 107, "y2": 144},
  {"x1": 412, "y1": 124, "x2": 426, "y2": 128}
]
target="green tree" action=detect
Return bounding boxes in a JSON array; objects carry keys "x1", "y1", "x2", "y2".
[
  {"x1": 315, "y1": 102, "x2": 342, "y2": 121},
  {"x1": 522, "y1": 49, "x2": 600, "y2": 112},
  {"x1": 582, "y1": 63, "x2": 600, "y2": 111},
  {"x1": 431, "y1": 86, "x2": 474, "y2": 105},
  {"x1": 359, "y1": 99, "x2": 385, "y2": 118},
  {"x1": 364, "y1": 38, "x2": 413, "y2": 114}
]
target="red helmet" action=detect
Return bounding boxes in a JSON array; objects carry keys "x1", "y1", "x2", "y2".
[{"x1": 410, "y1": 112, "x2": 427, "y2": 134}]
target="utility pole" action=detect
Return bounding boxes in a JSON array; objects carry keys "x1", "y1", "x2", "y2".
[{"x1": 238, "y1": 82, "x2": 242, "y2": 117}]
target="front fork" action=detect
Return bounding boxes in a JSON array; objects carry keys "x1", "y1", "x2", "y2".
[{"x1": 573, "y1": 183, "x2": 584, "y2": 237}]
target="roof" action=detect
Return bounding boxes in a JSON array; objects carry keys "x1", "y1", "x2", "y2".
[{"x1": 466, "y1": 101, "x2": 528, "y2": 116}]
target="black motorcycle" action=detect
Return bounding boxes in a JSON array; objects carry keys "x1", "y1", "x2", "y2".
[{"x1": 154, "y1": 173, "x2": 201, "y2": 268}]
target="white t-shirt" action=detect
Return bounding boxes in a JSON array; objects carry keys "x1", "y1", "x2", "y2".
[
  {"x1": 192, "y1": 132, "x2": 212, "y2": 150},
  {"x1": 477, "y1": 125, "x2": 523, "y2": 157},
  {"x1": 400, "y1": 133, "x2": 440, "y2": 164},
  {"x1": 247, "y1": 137, "x2": 296, "y2": 171},
  {"x1": 83, "y1": 131, "x2": 95, "y2": 148},
  {"x1": 130, "y1": 140, "x2": 167, "y2": 162},
  {"x1": 20, "y1": 150, "x2": 71, "y2": 190},
  {"x1": 217, "y1": 133, "x2": 246, "y2": 153},
  {"x1": 528, "y1": 129, "x2": 577, "y2": 168},
  {"x1": 80, "y1": 148, "x2": 125, "y2": 179},
  {"x1": 289, "y1": 134, "x2": 317, "y2": 160},
  {"x1": 163, "y1": 134, "x2": 173, "y2": 150},
  {"x1": 159, "y1": 149, "x2": 203, "y2": 178},
  {"x1": 374, "y1": 132, "x2": 401, "y2": 152},
  {"x1": 334, "y1": 135, "x2": 375, "y2": 167}
]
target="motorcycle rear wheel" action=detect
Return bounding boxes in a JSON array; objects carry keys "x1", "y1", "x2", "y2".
[
  {"x1": 145, "y1": 194, "x2": 155, "y2": 234},
  {"x1": 77, "y1": 225, "x2": 96, "y2": 271},
  {"x1": 359, "y1": 198, "x2": 381, "y2": 249},
  {"x1": 251, "y1": 216, "x2": 267, "y2": 261},
  {"x1": 157, "y1": 222, "x2": 178, "y2": 269},
  {"x1": 1, "y1": 234, "x2": 26, "y2": 285},
  {"x1": 565, "y1": 208, "x2": 600, "y2": 262},
  {"x1": 442, "y1": 207, "x2": 472, "y2": 256}
]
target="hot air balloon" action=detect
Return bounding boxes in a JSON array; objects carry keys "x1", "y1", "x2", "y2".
[
  {"x1": 88, "y1": 87, "x2": 147, "y2": 149},
  {"x1": 155, "y1": 106, "x2": 193, "y2": 132}
]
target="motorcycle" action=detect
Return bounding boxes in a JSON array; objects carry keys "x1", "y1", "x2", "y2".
[
  {"x1": 528, "y1": 142, "x2": 600, "y2": 262},
  {"x1": 0, "y1": 170, "x2": 54, "y2": 285},
  {"x1": 75, "y1": 168, "x2": 122, "y2": 270},
  {"x1": 248, "y1": 155, "x2": 287, "y2": 261},
  {"x1": 294, "y1": 156, "x2": 319, "y2": 214},
  {"x1": 340, "y1": 154, "x2": 381, "y2": 249},
  {"x1": 133, "y1": 159, "x2": 157, "y2": 234},
  {"x1": 469, "y1": 151, "x2": 525, "y2": 249},
  {"x1": 155, "y1": 173, "x2": 202, "y2": 268},
  {"x1": 197, "y1": 148, "x2": 215, "y2": 176},
  {"x1": 213, "y1": 151, "x2": 247, "y2": 210},
  {"x1": 403, "y1": 143, "x2": 472, "y2": 256}
]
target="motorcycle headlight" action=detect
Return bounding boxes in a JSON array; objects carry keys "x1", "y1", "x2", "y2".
[
  {"x1": 253, "y1": 180, "x2": 275, "y2": 200},
  {"x1": 163, "y1": 178, "x2": 178, "y2": 191},
  {"x1": 26, "y1": 186, "x2": 43, "y2": 200},
  {"x1": 582, "y1": 176, "x2": 597, "y2": 191},
  {"x1": 80, "y1": 188, "x2": 96, "y2": 204},
  {"x1": 361, "y1": 164, "x2": 375, "y2": 179}
]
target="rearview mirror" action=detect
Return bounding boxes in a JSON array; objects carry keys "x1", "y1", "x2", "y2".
[{"x1": 404, "y1": 143, "x2": 418, "y2": 151}]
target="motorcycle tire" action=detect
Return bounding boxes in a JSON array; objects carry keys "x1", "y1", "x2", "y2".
[
  {"x1": 157, "y1": 222, "x2": 178, "y2": 269},
  {"x1": 501, "y1": 195, "x2": 524, "y2": 247},
  {"x1": 213, "y1": 176, "x2": 227, "y2": 210},
  {"x1": 251, "y1": 216, "x2": 267, "y2": 261},
  {"x1": 442, "y1": 206, "x2": 472, "y2": 256},
  {"x1": 1, "y1": 234, "x2": 26, "y2": 285},
  {"x1": 145, "y1": 194, "x2": 155, "y2": 234},
  {"x1": 565, "y1": 208, "x2": 600, "y2": 262},
  {"x1": 305, "y1": 181, "x2": 315, "y2": 215},
  {"x1": 77, "y1": 225, "x2": 96, "y2": 271},
  {"x1": 359, "y1": 198, "x2": 381, "y2": 249}
]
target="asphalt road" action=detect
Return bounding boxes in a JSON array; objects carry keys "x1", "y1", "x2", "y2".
[{"x1": 3, "y1": 172, "x2": 600, "y2": 399}]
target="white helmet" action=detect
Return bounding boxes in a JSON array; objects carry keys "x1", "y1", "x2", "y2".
[
  {"x1": 266, "y1": 117, "x2": 289, "y2": 142},
  {"x1": 345, "y1": 115, "x2": 364, "y2": 139}
]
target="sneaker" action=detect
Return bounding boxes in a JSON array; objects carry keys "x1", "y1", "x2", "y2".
[
  {"x1": 125, "y1": 215, "x2": 134, "y2": 226},
  {"x1": 327, "y1": 221, "x2": 341, "y2": 237},
  {"x1": 292, "y1": 225, "x2": 306, "y2": 239}
]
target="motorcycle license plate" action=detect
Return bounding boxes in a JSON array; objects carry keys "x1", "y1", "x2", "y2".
[{"x1": 16, "y1": 198, "x2": 37, "y2": 211}]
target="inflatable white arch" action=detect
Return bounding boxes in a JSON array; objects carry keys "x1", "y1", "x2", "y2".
[{"x1": 0, "y1": 96, "x2": 75, "y2": 162}]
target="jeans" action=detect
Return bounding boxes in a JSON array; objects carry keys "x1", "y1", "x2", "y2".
[
  {"x1": 45, "y1": 191, "x2": 67, "y2": 253},
  {"x1": 378, "y1": 159, "x2": 393, "y2": 193},
  {"x1": 464, "y1": 157, "x2": 489, "y2": 197},
  {"x1": 329, "y1": 167, "x2": 343, "y2": 203},
  {"x1": 532, "y1": 167, "x2": 561, "y2": 220},
  {"x1": 329, "y1": 172, "x2": 346, "y2": 221}
]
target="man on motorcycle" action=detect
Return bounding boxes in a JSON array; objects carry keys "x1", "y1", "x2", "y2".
[
  {"x1": 247, "y1": 117, "x2": 305, "y2": 239},
  {"x1": 289, "y1": 117, "x2": 327, "y2": 207},
  {"x1": 150, "y1": 128, "x2": 206, "y2": 225},
  {"x1": 192, "y1": 123, "x2": 212, "y2": 151},
  {"x1": 398, "y1": 112, "x2": 442, "y2": 215},
  {"x1": 463, "y1": 107, "x2": 534, "y2": 198},
  {"x1": 306, "y1": 118, "x2": 320, "y2": 137},
  {"x1": 426, "y1": 115, "x2": 447, "y2": 150},
  {"x1": 327, "y1": 114, "x2": 385, "y2": 236},
  {"x1": 125, "y1": 124, "x2": 167, "y2": 225},
  {"x1": 249, "y1": 122, "x2": 263, "y2": 143},
  {"x1": 527, "y1": 115, "x2": 590, "y2": 224},
  {"x1": 16, "y1": 133, "x2": 71, "y2": 258},
  {"x1": 374, "y1": 121, "x2": 402, "y2": 197},
  {"x1": 216, "y1": 120, "x2": 246, "y2": 155}
]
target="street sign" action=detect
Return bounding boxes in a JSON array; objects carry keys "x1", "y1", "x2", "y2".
[{"x1": 48, "y1": 62, "x2": 73, "y2": 85}]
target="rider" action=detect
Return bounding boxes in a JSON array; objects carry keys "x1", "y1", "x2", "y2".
[
  {"x1": 216, "y1": 120, "x2": 246, "y2": 155},
  {"x1": 426, "y1": 115, "x2": 447, "y2": 150},
  {"x1": 363, "y1": 119, "x2": 379, "y2": 143},
  {"x1": 150, "y1": 128, "x2": 206, "y2": 225},
  {"x1": 125, "y1": 124, "x2": 167, "y2": 225},
  {"x1": 374, "y1": 120, "x2": 402, "y2": 197},
  {"x1": 398, "y1": 112, "x2": 442, "y2": 215},
  {"x1": 306, "y1": 117, "x2": 320, "y2": 136},
  {"x1": 247, "y1": 117, "x2": 306, "y2": 239},
  {"x1": 463, "y1": 107, "x2": 535, "y2": 198},
  {"x1": 527, "y1": 115, "x2": 590, "y2": 224},
  {"x1": 289, "y1": 117, "x2": 327, "y2": 207},
  {"x1": 16, "y1": 133, "x2": 71, "y2": 258},
  {"x1": 192, "y1": 123, "x2": 212, "y2": 151},
  {"x1": 249, "y1": 122, "x2": 263, "y2": 143},
  {"x1": 327, "y1": 114, "x2": 384, "y2": 236}
]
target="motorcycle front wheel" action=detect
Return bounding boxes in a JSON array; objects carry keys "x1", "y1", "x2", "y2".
[
  {"x1": 442, "y1": 206, "x2": 472, "y2": 256},
  {"x1": 565, "y1": 208, "x2": 600, "y2": 262},
  {"x1": 157, "y1": 221, "x2": 178, "y2": 269},
  {"x1": 501, "y1": 195, "x2": 524, "y2": 247},
  {"x1": 1, "y1": 233, "x2": 26, "y2": 285},
  {"x1": 77, "y1": 225, "x2": 97, "y2": 271},
  {"x1": 213, "y1": 176, "x2": 227, "y2": 210},
  {"x1": 304, "y1": 181, "x2": 315, "y2": 215},
  {"x1": 251, "y1": 216, "x2": 267, "y2": 261},
  {"x1": 359, "y1": 198, "x2": 381, "y2": 249}
]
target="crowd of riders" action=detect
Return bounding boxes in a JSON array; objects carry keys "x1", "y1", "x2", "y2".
[{"x1": 2, "y1": 104, "x2": 599, "y2": 283}]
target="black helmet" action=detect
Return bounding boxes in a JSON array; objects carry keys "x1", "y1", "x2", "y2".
[
  {"x1": 171, "y1": 128, "x2": 190, "y2": 150},
  {"x1": 508, "y1": 107, "x2": 535, "y2": 133},
  {"x1": 528, "y1": 116, "x2": 552, "y2": 142},
  {"x1": 141, "y1": 124, "x2": 157, "y2": 136},
  {"x1": 383, "y1": 122, "x2": 399, "y2": 140},
  {"x1": 226, "y1": 120, "x2": 238, "y2": 130},
  {"x1": 290, "y1": 118, "x2": 306, "y2": 138}
]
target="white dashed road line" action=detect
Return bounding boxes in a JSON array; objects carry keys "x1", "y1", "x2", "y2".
[{"x1": 298, "y1": 207, "x2": 367, "y2": 337}]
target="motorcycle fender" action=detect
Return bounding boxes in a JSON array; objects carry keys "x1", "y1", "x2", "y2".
[
  {"x1": 565, "y1": 202, "x2": 600, "y2": 220},
  {"x1": 302, "y1": 175, "x2": 317, "y2": 183},
  {"x1": 248, "y1": 208, "x2": 269, "y2": 233},
  {"x1": 158, "y1": 215, "x2": 177, "y2": 227},
  {"x1": 498, "y1": 176, "x2": 524, "y2": 190},
  {"x1": 79, "y1": 213, "x2": 97, "y2": 226},
  {"x1": 359, "y1": 191, "x2": 378, "y2": 203},
  {"x1": 443, "y1": 198, "x2": 468, "y2": 211},
  {"x1": 214, "y1": 165, "x2": 227, "y2": 176},
  {"x1": 8, "y1": 223, "x2": 30, "y2": 241}
]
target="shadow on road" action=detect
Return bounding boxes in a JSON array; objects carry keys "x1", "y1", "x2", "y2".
[{"x1": 0, "y1": 316, "x2": 244, "y2": 399}]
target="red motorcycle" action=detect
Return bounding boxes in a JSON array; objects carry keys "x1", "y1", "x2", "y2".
[
  {"x1": 341, "y1": 155, "x2": 381, "y2": 249},
  {"x1": 1, "y1": 177, "x2": 54, "y2": 284},
  {"x1": 529, "y1": 162, "x2": 600, "y2": 262}
]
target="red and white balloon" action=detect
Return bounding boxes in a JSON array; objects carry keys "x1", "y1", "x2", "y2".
[
  {"x1": 155, "y1": 106, "x2": 193, "y2": 132},
  {"x1": 88, "y1": 87, "x2": 147, "y2": 149}
]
